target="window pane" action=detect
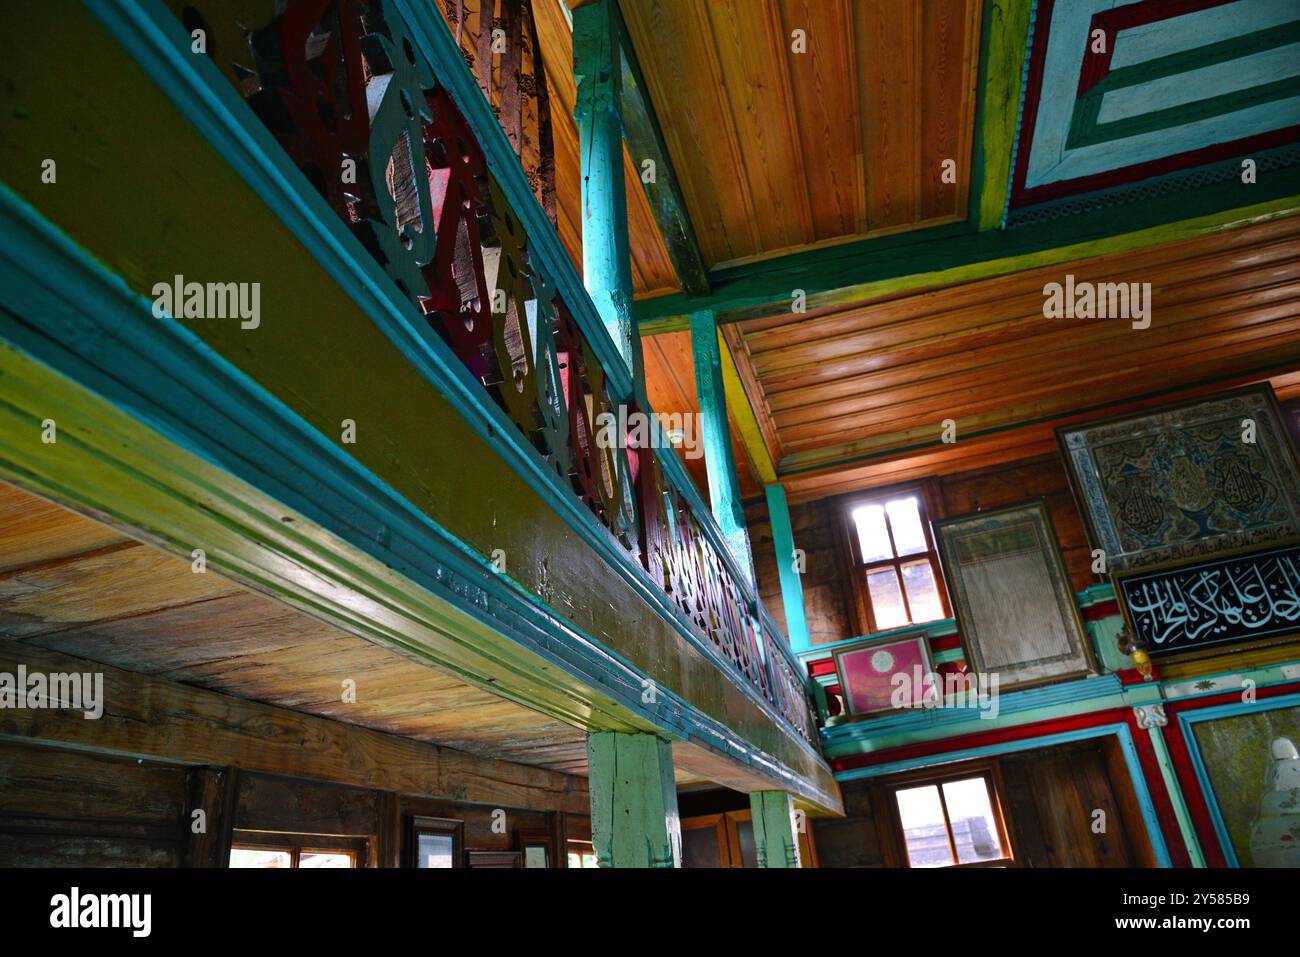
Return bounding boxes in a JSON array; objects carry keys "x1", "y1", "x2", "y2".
[
  {"x1": 866, "y1": 568, "x2": 907, "y2": 629},
  {"x1": 942, "y1": 778, "x2": 1004, "y2": 864},
  {"x1": 229, "y1": 847, "x2": 292, "y2": 868},
  {"x1": 416, "y1": 833, "x2": 455, "y2": 868},
  {"x1": 886, "y1": 497, "x2": 927, "y2": 555},
  {"x1": 894, "y1": 785, "x2": 954, "y2": 868},
  {"x1": 300, "y1": 851, "x2": 354, "y2": 869},
  {"x1": 581, "y1": 853, "x2": 598, "y2": 868},
  {"x1": 851, "y1": 505, "x2": 894, "y2": 562},
  {"x1": 901, "y1": 560, "x2": 944, "y2": 622}
]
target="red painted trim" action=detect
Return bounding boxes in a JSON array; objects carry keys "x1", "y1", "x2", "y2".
[
  {"x1": 808, "y1": 658, "x2": 836, "y2": 678},
  {"x1": 930, "y1": 634, "x2": 964, "y2": 652},
  {"x1": 1081, "y1": 599, "x2": 1120, "y2": 621},
  {"x1": 1160, "y1": 679, "x2": 1300, "y2": 868},
  {"x1": 1117, "y1": 667, "x2": 1162, "y2": 686},
  {"x1": 1010, "y1": 0, "x2": 1298, "y2": 208}
]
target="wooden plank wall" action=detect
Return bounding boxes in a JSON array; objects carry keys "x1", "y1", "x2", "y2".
[{"x1": 745, "y1": 452, "x2": 1097, "y2": 648}]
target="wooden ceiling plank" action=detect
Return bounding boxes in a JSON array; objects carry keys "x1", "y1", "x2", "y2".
[
  {"x1": 614, "y1": 0, "x2": 710, "y2": 295},
  {"x1": 768, "y1": 284, "x2": 1300, "y2": 421},
  {"x1": 720, "y1": 324, "x2": 779, "y2": 484},
  {"x1": 741, "y1": 217, "x2": 1300, "y2": 350}
]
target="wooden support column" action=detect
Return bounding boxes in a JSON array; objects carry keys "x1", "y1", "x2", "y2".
[
  {"x1": 690, "y1": 309, "x2": 755, "y2": 585},
  {"x1": 587, "y1": 732, "x2": 681, "y2": 868},
  {"x1": 749, "y1": 791, "x2": 803, "y2": 868},
  {"x1": 765, "y1": 483, "x2": 811, "y2": 653},
  {"x1": 574, "y1": 0, "x2": 642, "y2": 387},
  {"x1": 182, "y1": 766, "x2": 239, "y2": 867}
]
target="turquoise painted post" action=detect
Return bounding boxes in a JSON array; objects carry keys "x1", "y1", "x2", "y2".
[
  {"x1": 573, "y1": 0, "x2": 641, "y2": 386},
  {"x1": 766, "y1": 483, "x2": 811, "y2": 653},
  {"x1": 689, "y1": 309, "x2": 754, "y2": 585},
  {"x1": 749, "y1": 791, "x2": 803, "y2": 868},
  {"x1": 587, "y1": 732, "x2": 681, "y2": 867}
]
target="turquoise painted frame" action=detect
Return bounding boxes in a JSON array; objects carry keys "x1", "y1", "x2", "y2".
[
  {"x1": 1174, "y1": 690, "x2": 1300, "y2": 868},
  {"x1": 836, "y1": 722, "x2": 1173, "y2": 868},
  {"x1": 77, "y1": 0, "x2": 818, "y2": 743}
]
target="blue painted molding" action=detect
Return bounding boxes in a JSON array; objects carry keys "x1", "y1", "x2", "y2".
[
  {"x1": 80, "y1": 0, "x2": 816, "y2": 754},
  {"x1": 1174, "y1": 690, "x2": 1300, "y2": 868},
  {"x1": 837, "y1": 721, "x2": 1173, "y2": 867},
  {"x1": 0, "y1": 189, "x2": 829, "y2": 806}
]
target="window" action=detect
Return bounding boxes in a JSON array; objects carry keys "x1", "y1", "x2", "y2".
[
  {"x1": 566, "y1": 840, "x2": 599, "y2": 868},
  {"x1": 407, "y1": 816, "x2": 464, "y2": 868},
  {"x1": 228, "y1": 831, "x2": 366, "y2": 868},
  {"x1": 840, "y1": 485, "x2": 948, "y2": 634},
  {"x1": 890, "y1": 769, "x2": 1010, "y2": 868}
]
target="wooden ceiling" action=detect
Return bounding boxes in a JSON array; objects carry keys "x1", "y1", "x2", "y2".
[
  {"x1": 726, "y1": 213, "x2": 1300, "y2": 500},
  {"x1": 0, "y1": 483, "x2": 599, "y2": 774},
  {"x1": 619, "y1": 0, "x2": 982, "y2": 268}
]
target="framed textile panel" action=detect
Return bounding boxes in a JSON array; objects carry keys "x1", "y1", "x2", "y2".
[
  {"x1": 934, "y1": 501, "x2": 1095, "y2": 692},
  {"x1": 1057, "y1": 385, "x2": 1300, "y2": 572},
  {"x1": 831, "y1": 630, "x2": 934, "y2": 717}
]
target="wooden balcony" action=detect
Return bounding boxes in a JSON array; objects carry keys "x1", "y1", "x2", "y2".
[{"x1": 0, "y1": 0, "x2": 840, "y2": 831}]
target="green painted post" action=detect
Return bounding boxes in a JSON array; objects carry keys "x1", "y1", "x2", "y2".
[
  {"x1": 689, "y1": 309, "x2": 754, "y2": 585},
  {"x1": 765, "y1": 483, "x2": 810, "y2": 653},
  {"x1": 573, "y1": 0, "x2": 641, "y2": 386},
  {"x1": 587, "y1": 732, "x2": 681, "y2": 867},
  {"x1": 749, "y1": 790, "x2": 802, "y2": 868}
]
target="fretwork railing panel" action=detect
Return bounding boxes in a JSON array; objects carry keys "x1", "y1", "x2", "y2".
[{"x1": 164, "y1": 0, "x2": 817, "y2": 746}]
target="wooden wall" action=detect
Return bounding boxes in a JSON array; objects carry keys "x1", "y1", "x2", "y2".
[
  {"x1": 0, "y1": 741, "x2": 187, "y2": 867},
  {"x1": 0, "y1": 740, "x2": 587, "y2": 868},
  {"x1": 811, "y1": 739, "x2": 1154, "y2": 868},
  {"x1": 747, "y1": 453, "x2": 1097, "y2": 647}
]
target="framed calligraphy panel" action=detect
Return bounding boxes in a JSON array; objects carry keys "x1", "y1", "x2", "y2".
[
  {"x1": 1114, "y1": 539, "x2": 1300, "y2": 661},
  {"x1": 934, "y1": 500, "x2": 1096, "y2": 693},
  {"x1": 1057, "y1": 385, "x2": 1300, "y2": 572}
]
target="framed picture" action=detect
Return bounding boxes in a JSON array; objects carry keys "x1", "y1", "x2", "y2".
[
  {"x1": 1112, "y1": 538, "x2": 1300, "y2": 665},
  {"x1": 515, "y1": 829, "x2": 555, "y2": 868},
  {"x1": 934, "y1": 500, "x2": 1095, "y2": 692},
  {"x1": 1057, "y1": 385, "x2": 1300, "y2": 572},
  {"x1": 831, "y1": 630, "x2": 934, "y2": 717}
]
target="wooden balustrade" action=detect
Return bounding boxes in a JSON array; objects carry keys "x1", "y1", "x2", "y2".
[{"x1": 164, "y1": 0, "x2": 817, "y2": 746}]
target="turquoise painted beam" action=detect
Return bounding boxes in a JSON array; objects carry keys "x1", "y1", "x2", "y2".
[
  {"x1": 588, "y1": 732, "x2": 681, "y2": 867},
  {"x1": 690, "y1": 309, "x2": 754, "y2": 586},
  {"x1": 612, "y1": 2, "x2": 709, "y2": 297},
  {"x1": 765, "y1": 484, "x2": 810, "y2": 654},
  {"x1": 749, "y1": 790, "x2": 803, "y2": 868},
  {"x1": 573, "y1": 0, "x2": 639, "y2": 380}
]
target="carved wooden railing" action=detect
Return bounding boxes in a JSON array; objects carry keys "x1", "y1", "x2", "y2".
[{"x1": 164, "y1": 0, "x2": 817, "y2": 747}]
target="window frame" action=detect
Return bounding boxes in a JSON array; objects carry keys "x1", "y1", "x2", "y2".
[
  {"x1": 405, "y1": 815, "x2": 465, "y2": 868},
  {"x1": 228, "y1": 830, "x2": 368, "y2": 868},
  {"x1": 836, "y1": 481, "x2": 950, "y2": 635},
  {"x1": 884, "y1": 761, "x2": 1015, "y2": 869}
]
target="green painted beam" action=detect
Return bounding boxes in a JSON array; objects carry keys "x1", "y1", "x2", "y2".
[
  {"x1": 573, "y1": 0, "x2": 638, "y2": 377},
  {"x1": 588, "y1": 732, "x2": 681, "y2": 867},
  {"x1": 636, "y1": 193, "x2": 1300, "y2": 333},
  {"x1": 690, "y1": 309, "x2": 754, "y2": 585},
  {"x1": 765, "y1": 484, "x2": 810, "y2": 654},
  {"x1": 612, "y1": 1, "x2": 709, "y2": 297},
  {"x1": 749, "y1": 790, "x2": 802, "y2": 868},
  {"x1": 971, "y1": 0, "x2": 1033, "y2": 230},
  {"x1": 1145, "y1": 722, "x2": 1207, "y2": 868}
]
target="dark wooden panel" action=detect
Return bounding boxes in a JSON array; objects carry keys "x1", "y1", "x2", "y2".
[{"x1": 0, "y1": 741, "x2": 186, "y2": 867}]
